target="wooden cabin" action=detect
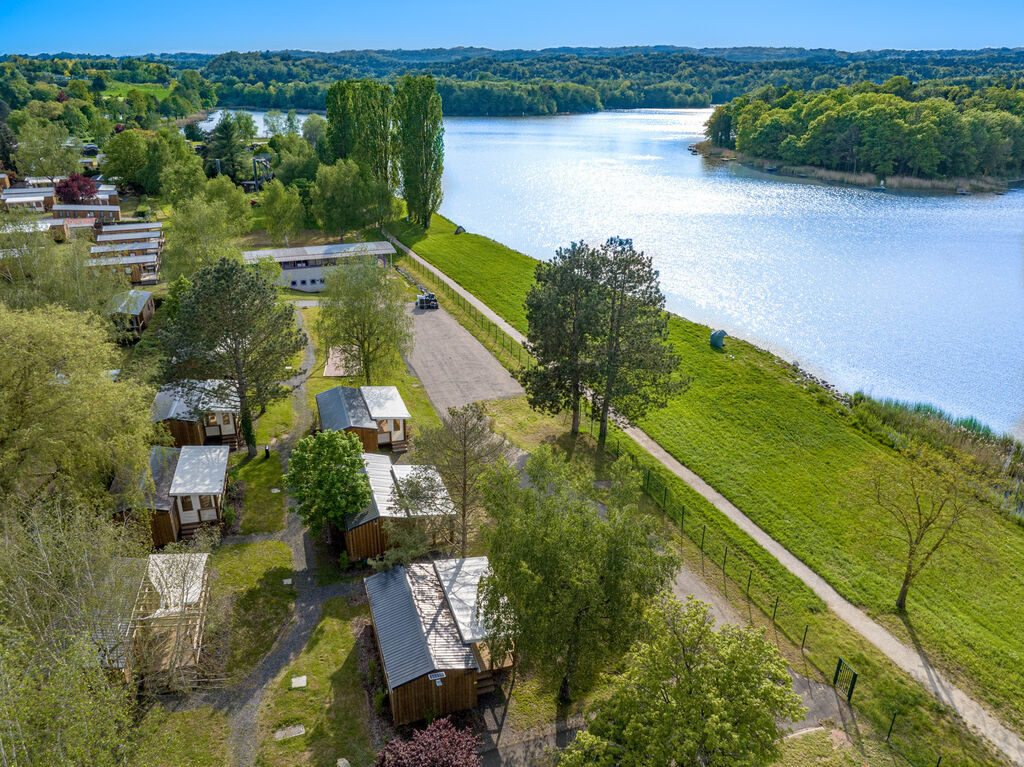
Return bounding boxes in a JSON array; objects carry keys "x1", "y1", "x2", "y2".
[
  {"x1": 95, "y1": 553, "x2": 210, "y2": 688},
  {"x1": 0, "y1": 172, "x2": 9, "y2": 190},
  {"x1": 86, "y1": 253, "x2": 159, "y2": 284},
  {"x1": 90, "y1": 239, "x2": 162, "y2": 259},
  {"x1": 344, "y1": 454, "x2": 453, "y2": 561},
  {"x1": 114, "y1": 445, "x2": 229, "y2": 547},
  {"x1": 52, "y1": 203, "x2": 120, "y2": 221},
  {"x1": 364, "y1": 557, "x2": 508, "y2": 725},
  {"x1": 152, "y1": 380, "x2": 242, "y2": 449},
  {"x1": 107, "y1": 289, "x2": 155, "y2": 336},
  {"x1": 100, "y1": 221, "x2": 163, "y2": 236},
  {"x1": 315, "y1": 385, "x2": 411, "y2": 451},
  {"x1": 1, "y1": 186, "x2": 53, "y2": 212}
]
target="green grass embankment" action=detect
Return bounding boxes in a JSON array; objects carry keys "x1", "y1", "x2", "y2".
[{"x1": 386, "y1": 212, "x2": 1023, "y2": 763}]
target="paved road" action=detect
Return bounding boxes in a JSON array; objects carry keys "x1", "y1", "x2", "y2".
[
  {"x1": 404, "y1": 303, "x2": 523, "y2": 414},
  {"x1": 388, "y1": 232, "x2": 1024, "y2": 765}
]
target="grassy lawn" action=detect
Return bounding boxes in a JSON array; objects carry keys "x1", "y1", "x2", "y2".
[
  {"x1": 257, "y1": 598, "x2": 376, "y2": 767},
  {"x1": 385, "y1": 213, "x2": 1024, "y2": 737},
  {"x1": 130, "y1": 705, "x2": 230, "y2": 767},
  {"x1": 779, "y1": 728, "x2": 900, "y2": 767},
  {"x1": 211, "y1": 541, "x2": 295, "y2": 675},
  {"x1": 254, "y1": 395, "x2": 296, "y2": 447},
  {"x1": 229, "y1": 451, "x2": 286, "y2": 534}
]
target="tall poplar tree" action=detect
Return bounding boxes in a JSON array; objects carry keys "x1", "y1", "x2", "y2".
[
  {"x1": 164, "y1": 258, "x2": 306, "y2": 457},
  {"x1": 395, "y1": 75, "x2": 444, "y2": 228},
  {"x1": 324, "y1": 80, "x2": 356, "y2": 163}
]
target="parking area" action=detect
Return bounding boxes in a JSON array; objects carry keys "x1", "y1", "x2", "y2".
[{"x1": 404, "y1": 304, "x2": 523, "y2": 414}]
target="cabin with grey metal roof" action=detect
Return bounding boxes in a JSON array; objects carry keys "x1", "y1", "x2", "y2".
[
  {"x1": 107, "y1": 289, "x2": 154, "y2": 335},
  {"x1": 316, "y1": 384, "x2": 410, "y2": 452},
  {"x1": 364, "y1": 557, "x2": 504, "y2": 725},
  {"x1": 153, "y1": 380, "x2": 242, "y2": 450},
  {"x1": 343, "y1": 453, "x2": 453, "y2": 561}
]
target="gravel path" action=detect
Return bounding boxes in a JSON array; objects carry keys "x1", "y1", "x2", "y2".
[{"x1": 388, "y1": 234, "x2": 1024, "y2": 765}]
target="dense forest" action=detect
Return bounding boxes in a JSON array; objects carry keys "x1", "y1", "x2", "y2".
[
  {"x1": 705, "y1": 77, "x2": 1024, "y2": 179},
  {"x1": 7, "y1": 47, "x2": 1024, "y2": 116}
]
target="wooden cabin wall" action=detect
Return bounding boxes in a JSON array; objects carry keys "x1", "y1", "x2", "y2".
[
  {"x1": 150, "y1": 510, "x2": 177, "y2": 547},
  {"x1": 389, "y1": 669, "x2": 478, "y2": 726},
  {"x1": 344, "y1": 518, "x2": 387, "y2": 561},
  {"x1": 345, "y1": 426, "x2": 378, "y2": 452},
  {"x1": 162, "y1": 419, "x2": 204, "y2": 448}
]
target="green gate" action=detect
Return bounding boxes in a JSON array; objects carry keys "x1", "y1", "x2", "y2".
[{"x1": 833, "y1": 657, "x2": 858, "y2": 702}]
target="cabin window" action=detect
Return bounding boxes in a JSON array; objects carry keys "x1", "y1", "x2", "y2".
[
  {"x1": 290, "y1": 280, "x2": 297, "y2": 286},
  {"x1": 221, "y1": 412, "x2": 232, "y2": 425},
  {"x1": 300, "y1": 279, "x2": 307, "y2": 285},
  {"x1": 206, "y1": 413, "x2": 218, "y2": 426},
  {"x1": 199, "y1": 495, "x2": 214, "y2": 508},
  {"x1": 179, "y1": 495, "x2": 194, "y2": 511}
]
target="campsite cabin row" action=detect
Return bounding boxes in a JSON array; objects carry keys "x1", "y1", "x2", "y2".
[
  {"x1": 365, "y1": 557, "x2": 510, "y2": 725},
  {"x1": 52, "y1": 202, "x2": 120, "y2": 221},
  {"x1": 87, "y1": 252, "x2": 160, "y2": 284},
  {"x1": 315, "y1": 384, "x2": 411, "y2": 452},
  {"x1": 152, "y1": 380, "x2": 242, "y2": 450},
  {"x1": 344, "y1": 453, "x2": 454, "y2": 561},
  {"x1": 115, "y1": 445, "x2": 230, "y2": 547},
  {"x1": 1, "y1": 185, "x2": 53, "y2": 212}
]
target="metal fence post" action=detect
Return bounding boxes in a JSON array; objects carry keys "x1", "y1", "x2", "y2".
[
  {"x1": 772, "y1": 595, "x2": 779, "y2": 623},
  {"x1": 700, "y1": 525, "x2": 706, "y2": 553},
  {"x1": 886, "y1": 712, "x2": 896, "y2": 742},
  {"x1": 723, "y1": 545, "x2": 728, "y2": 572},
  {"x1": 663, "y1": 485, "x2": 668, "y2": 508},
  {"x1": 801, "y1": 624, "x2": 808, "y2": 651},
  {"x1": 746, "y1": 569, "x2": 752, "y2": 598}
]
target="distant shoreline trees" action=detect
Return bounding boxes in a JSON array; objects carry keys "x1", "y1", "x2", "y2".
[{"x1": 706, "y1": 78, "x2": 1024, "y2": 180}]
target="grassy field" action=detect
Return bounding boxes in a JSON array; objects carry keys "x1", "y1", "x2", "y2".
[
  {"x1": 229, "y1": 451, "x2": 286, "y2": 534},
  {"x1": 388, "y1": 214, "x2": 1021, "y2": 760},
  {"x1": 210, "y1": 541, "x2": 295, "y2": 675},
  {"x1": 257, "y1": 598, "x2": 377, "y2": 767},
  {"x1": 779, "y1": 728, "x2": 900, "y2": 767},
  {"x1": 130, "y1": 705, "x2": 231, "y2": 767},
  {"x1": 102, "y1": 80, "x2": 173, "y2": 99}
]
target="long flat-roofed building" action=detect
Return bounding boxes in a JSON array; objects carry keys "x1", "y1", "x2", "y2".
[
  {"x1": 242, "y1": 241, "x2": 396, "y2": 292},
  {"x1": 52, "y1": 203, "x2": 120, "y2": 222},
  {"x1": 86, "y1": 253, "x2": 159, "y2": 284}
]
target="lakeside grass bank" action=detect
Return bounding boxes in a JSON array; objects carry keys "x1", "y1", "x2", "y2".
[{"x1": 385, "y1": 212, "x2": 1024, "y2": 760}]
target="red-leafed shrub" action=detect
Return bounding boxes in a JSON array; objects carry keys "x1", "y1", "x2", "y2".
[
  {"x1": 55, "y1": 173, "x2": 100, "y2": 204},
  {"x1": 375, "y1": 718, "x2": 481, "y2": 767}
]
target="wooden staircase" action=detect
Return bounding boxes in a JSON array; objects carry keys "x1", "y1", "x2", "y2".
[
  {"x1": 179, "y1": 522, "x2": 203, "y2": 540},
  {"x1": 476, "y1": 670, "x2": 497, "y2": 696}
]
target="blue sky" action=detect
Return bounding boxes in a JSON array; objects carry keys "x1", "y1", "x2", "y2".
[{"x1": 2, "y1": 0, "x2": 1022, "y2": 55}]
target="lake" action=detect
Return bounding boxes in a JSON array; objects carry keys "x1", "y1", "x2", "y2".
[
  {"x1": 441, "y1": 109, "x2": 1024, "y2": 437},
  {"x1": 206, "y1": 107, "x2": 1024, "y2": 435}
]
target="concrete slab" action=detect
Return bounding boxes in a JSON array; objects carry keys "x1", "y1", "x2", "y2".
[
  {"x1": 291, "y1": 675, "x2": 307, "y2": 688},
  {"x1": 273, "y1": 724, "x2": 305, "y2": 740}
]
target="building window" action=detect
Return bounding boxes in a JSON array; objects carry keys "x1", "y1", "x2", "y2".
[
  {"x1": 199, "y1": 495, "x2": 214, "y2": 508},
  {"x1": 300, "y1": 279, "x2": 307, "y2": 285},
  {"x1": 290, "y1": 280, "x2": 297, "y2": 286},
  {"x1": 221, "y1": 412, "x2": 231, "y2": 425},
  {"x1": 179, "y1": 495, "x2": 194, "y2": 512},
  {"x1": 206, "y1": 413, "x2": 219, "y2": 426}
]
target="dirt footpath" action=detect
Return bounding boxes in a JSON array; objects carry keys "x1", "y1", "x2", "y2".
[{"x1": 404, "y1": 304, "x2": 523, "y2": 414}]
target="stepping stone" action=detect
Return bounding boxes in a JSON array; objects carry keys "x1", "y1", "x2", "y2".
[
  {"x1": 283, "y1": 578, "x2": 293, "y2": 585},
  {"x1": 270, "y1": 488, "x2": 281, "y2": 494},
  {"x1": 337, "y1": 760, "x2": 351, "y2": 767},
  {"x1": 273, "y1": 724, "x2": 305, "y2": 740},
  {"x1": 291, "y1": 675, "x2": 307, "y2": 688}
]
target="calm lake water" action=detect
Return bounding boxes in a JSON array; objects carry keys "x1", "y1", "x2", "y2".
[
  {"x1": 207, "y1": 107, "x2": 1024, "y2": 435},
  {"x1": 441, "y1": 109, "x2": 1024, "y2": 437}
]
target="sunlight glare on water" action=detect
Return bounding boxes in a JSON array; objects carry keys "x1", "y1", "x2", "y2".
[{"x1": 439, "y1": 109, "x2": 1024, "y2": 436}]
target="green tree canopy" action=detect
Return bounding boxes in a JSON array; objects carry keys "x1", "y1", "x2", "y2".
[
  {"x1": 100, "y1": 128, "x2": 149, "y2": 187},
  {"x1": 559, "y1": 595, "x2": 805, "y2": 767},
  {"x1": 480, "y1": 448, "x2": 677, "y2": 701},
  {"x1": 285, "y1": 430, "x2": 371, "y2": 537},
  {"x1": 316, "y1": 258, "x2": 412, "y2": 385},
  {"x1": 0, "y1": 304, "x2": 155, "y2": 502},
  {"x1": 395, "y1": 75, "x2": 444, "y2": 228},
  {"x1": 309, "y1": 158, "x2": 374, "y2": 238},
  {"x1": 302, "y1": 112, "x2": 327, "y2": 149},
  {"x1": 205, "y1": 112, "x2": 248, "y2": 179},
  {"x1": 162, "y1": 197, "x2": 245, "y2": 281},
  {"x1": 163, "y1": 258, "x2": 306, "y2": 456},
  {"x1": 258, "y1": 178, "x2": 303, "y2": 246},
  {"x1": 14, "y1": 117, "x2": 78, "y2": 181}
]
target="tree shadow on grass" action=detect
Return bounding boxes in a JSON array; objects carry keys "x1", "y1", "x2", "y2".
[{"x1": 226, "y1": 565, "x2": 296, "y2": 676}]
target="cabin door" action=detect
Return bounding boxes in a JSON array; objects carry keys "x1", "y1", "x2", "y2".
[
  {"x1": 178, "y1": 496, "x2": 200, "y2": 525},
  {"x1": 219, "y1": 412, "x2": 235, "y2": 436}
]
